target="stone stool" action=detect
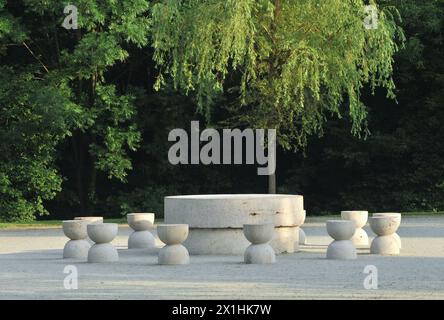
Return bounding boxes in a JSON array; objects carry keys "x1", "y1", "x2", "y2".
[
  {"x1": 74, "y1": 216, "x2": 103, "y2": 244},
  {"x1": 341, "y1": 211, "x2": 369, "y2": 246},
  {"x1": 127, "y1": 213, "x2": 156, "y2": 249},
  {"x1": 326, "y1": 220, "x2": 357, "y2": 260},
  {"x1": 373, "y1": 213, "x2": 402, "y2": 249},
  {"x1": 298, "y1": 210, "x2": 307, "y2": 245},
  {"x1": 243, "y1": 223, "x2": 276, "y2": 264},
  {"x1": 87, "y1": 223, "x2": 119, "y2": 263},
  {"x1": 63, "y1": 220, "x2": 91, "y2": 259},
  {"x1": 299, "y1": 229, "x2": 306, "y2": 245},
  {"x1": 369, "y1": 215, "x2": 401, "y2": 255},
  {"x1": 157, "y1": 224, "x2": 190, "y2": 265}
]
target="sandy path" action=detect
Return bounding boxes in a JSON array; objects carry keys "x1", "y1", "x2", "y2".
[{"x1": 0, "y1": 216, "x2": 443, "y2": 299}]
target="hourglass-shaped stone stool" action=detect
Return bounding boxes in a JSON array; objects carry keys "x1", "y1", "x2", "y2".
[
  {"x1": 298, "y1": 210, "x2": 307, "y2": 245},
  {"x1": 74, "y1": 216, "x2": 104, "y2": 244},
  {"x1": 373, "y1": 213, "x2": 402, "y2": 249},
  {"x1": 63, "y1": 220, "x2": 91, "y2": 259},
  {"x1": 87, "y1": 223, "x2": 119, "y2": 263},
  {"x1": 243, "y1": 223, "x2": 276, "y2": 264},
  {"x1": 341, "y1": 211, "x2": 369, "y2": 246},
  {"x1": 369, "y1": 214, "x2": 401, "y2": 255},
  {"x1": 157, "y1": 224, "x2": 190, "y2": 265},
  {"x1": 326, "y1": 220, "x2": 357, "y2": 260},
  {"x1": 127, "y1": 213, "x2": 156, "y2": 249}
]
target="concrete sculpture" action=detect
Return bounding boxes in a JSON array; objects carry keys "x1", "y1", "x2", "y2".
[
  {"x1": 341, "y1": 211, "x2": 369, "y2": 246},
  {"x1": 127, "y1": 213, "x2": 156, "y2": 249},
  {"x1": 165, "y1": 194, "x2": 305, "y2": 255},
  {"x1": 243, "y1": 223, "x2": 276, "y2": 264},
  {"x1": 373, "y1": 213, "x2": 402, "y2": 249},
  {"x1": 298, "y1": 210, "x2": 307, "y2": 245},
  {"x1": 62, "y1": 220, "x2": 91, "y2": 259},
  {"x1": 74, "y1": 216, "x2": 103, "y2": 244},
  {"x1": 326, "y1": 220, "x2": 357, "y2": 260},
  {"x1": 157, "y1": 224, "x2": 190, "y2": 265},
  {"x1": 369, "y1": 214, "x2": 401, "y2": 255},
  {"x1": 87, "y1": 223, "x2": 119, "y2": 263}
]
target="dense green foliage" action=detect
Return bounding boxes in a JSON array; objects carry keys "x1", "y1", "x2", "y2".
[
  {"x1": 0, "y1": 0, "x2": 443, "y2": 221},
  {"x1": 151, "y1": 0, "x2": 403, "y2": 149},
  {"x1": 0, "y1": 0, "x2": 149, "y2": 220}
]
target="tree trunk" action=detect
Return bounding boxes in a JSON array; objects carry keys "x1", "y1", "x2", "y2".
[
  {"x1": 72, "y1": 134, "x2": 87, "y2": 213},
  {"x1": 266, "y1": 0, "x2": 280, "y2": 195},
  {"x1": 268, "y1": 172, "x2": 276, "y2": 194}
]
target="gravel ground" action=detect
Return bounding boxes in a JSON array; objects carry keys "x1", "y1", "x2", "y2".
[{"x1": 0, "y1": 216, "x2": 443, "y2": 299}]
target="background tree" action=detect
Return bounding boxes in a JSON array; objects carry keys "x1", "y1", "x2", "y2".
[
  {"x1": 150, "y1": 0, "x2": 404, "y2": 193},
  {"x1": 279, "y1": 0, "x2": 444, "y2": 213},
  {"x1": 1, "y1": 0, "x2": 442, "y2": 222},
  {"x1": 0, "y1": 0, "x2": 150, "y2": 220}
]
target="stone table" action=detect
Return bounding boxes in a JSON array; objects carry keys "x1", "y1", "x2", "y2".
[{"x1": 164, "y1": 194, "x2": 304, "y2": 255}]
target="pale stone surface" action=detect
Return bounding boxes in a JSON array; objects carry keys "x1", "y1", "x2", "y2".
[
  {"x1": 87, "y1": 223, "x2": 119, "y2": 263},
  {"x1": 369, "y1": 215, "x2": 401, "y2": 255},
  {"x1": 373, "y1": 212, "x2": 401, "y2": 224},
  {"x1": 158, "y1": 224, "x2": 189, "y2": 245},
  {"x1": 158, "y1": 244, "x2": 190, "y2": 265},
  {"x1": 351, "y1": 228, "x2": 369, "y2": 246},
  {"x1": 243, "y1": 223, "x2": 274, "y2": 244},
  {"x1": 294, "y1": 209, "x2": 306, "y2": 228},
  {"x1": 165, "y1": 194, "x2": 304, "y2": 228},
  {"x1": 372, "y1": 213, "x2": 402, "y2": 248},
  {"x1": 128, "y1": 230, "x2": 156, "y2": 249},
  {"x1": 74, "y1": 217, "x2": 103, "y2": 244},
  {"x1": 370, "y1": 235, "x2": 400, "y2": 255},
  {"x1": 393, "y1": 233, "x2": 402, "y2": 249},
  {"x1": 243, "y1": 224, "x2": 276, "y2": 264},
  {"x1": 127, "y1": 213, "x2": 155, "y2": 249},
  {"x1": 341, "y1": 211, "x2": 368, "y2": 228},
  {"x1": 2, "y1": 216, "x2": 444, "y2": 299},
  {"x1": 327, "y1": 240, "x2": 357, "y2": 260},
  {"x1": 341, "y1": 211, "x2": 369, "y2": 246},
  {"x1": 165, "y1": 194, "x2": 303, "y2": 255},
  {"x1": 326, "y1": 220, "x2": 356, "y2": 240},
  {"x1": 297, "y1": 210, "x2": 307, "y2": 245},
  {"x1": 245, "y1": 243, "x2": 276, "y2": 264},
  {"x1": 182, "y1": 227, "x2": 296, "y2": 255},
  {"x1": 157, "y1": 224, "x2": 190, "y2": 265},
  {"x1": 127, "y1": 213, "x2": 154, "y2": 231},
  {"x1": 373, "y1": 212, "x2": 402, "y2": 249},
  {"x1": 63, "y1": 239, "x2": 91, "y2": 259},
  {"x1": 74, "y1": 217, "x2": 103, "y2": 223},
  {"x1": 63, "y1": 220, "x2": 88, "y2": 240},
  {"x1": 369, "y1": 216, "x2": 399, "y2": 236},
  {"x1": 63, "y1": 220, "x2": 90, "y2": 259},
  {"x1": 299, "y1": 228, "x2": 306, "y2": 245},
  {"x1": 271, "y1": 226, "x2": 297, "y2": 253},
  {"x1": 88, "y1": 243, "x2": 119, "y2": 263},
  {"x1": 326, "y1": 220, "x2": 357, "y2": 260},
  {"x1": 87, "y1": 223, "x2": 118, "y2": 244}
]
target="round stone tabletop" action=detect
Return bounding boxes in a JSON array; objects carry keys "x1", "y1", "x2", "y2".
[{"x1": 165, "y1": 194, "x2": 304, "y2": 228}]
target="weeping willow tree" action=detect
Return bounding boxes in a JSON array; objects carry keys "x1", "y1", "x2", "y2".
[{"x1": 151, "y1": 0, "x2": 404, "y2": 193}]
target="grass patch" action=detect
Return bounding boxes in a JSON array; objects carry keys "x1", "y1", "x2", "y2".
[
  {"x1": 0, "y1": 218, "x2": 127, "y2": 230},
  {"x1": 0, "y1": 212, "x2": 442, "y2": 230}
]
